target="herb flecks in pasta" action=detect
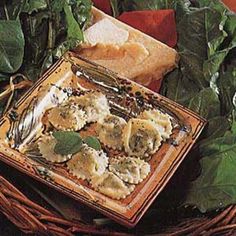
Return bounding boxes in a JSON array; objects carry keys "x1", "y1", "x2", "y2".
[
  {"x1": 90, "y1": 171, "x2": 135, "y2": 200},
  {"x1": 122, "y1": 118, "x2": 162, "y2": 159},
  {"x1": 67, "y1": 145, "x2": 108, "y2": 181},
  {"x1": 39, "y1": 88, "x2": 175, "y2": 200},
  {"x1": 97, "y1": 114, "x2": 127, "y2": 150},
  {"x1": 70, "y1": 91, "x2": 110, "y2": 123},
  {"x1": 139, "y1": 109, "x2": 172, "y2": 140},
  {"x1": 48, "y1": 103, "x2": 87, "y2": 131},
  {"x1": 109, "y1": 156, "x2": 150, "y2": 184}
]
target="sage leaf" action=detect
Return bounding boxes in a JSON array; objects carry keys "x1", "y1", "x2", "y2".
[
  {"x1": 83, "y1": 136, "x2": 101, "y2": 151},
  {"x1": 0, "y1": 20, "x2": 25, "y2": 73},
  {"x1": 53, "y1": 131, "x2": 82, "y2": 155}
]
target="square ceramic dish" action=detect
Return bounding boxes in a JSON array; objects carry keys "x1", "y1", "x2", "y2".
[{"x1": 0, "y1": 52, "x2": 206, "y2": 227}]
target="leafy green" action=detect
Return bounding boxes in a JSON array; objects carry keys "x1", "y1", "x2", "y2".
[
  {"x1": 0, "y1": 0, "x2": 92, "y2": 81},
  {"x1": 64, "y1": 3, "x2": 84, "y2": 41},
  {"x1": 110, "y1": 0, "x2": 236, "y2": 212},
  {"x1": 217, "y1": 59, "x2": 236, "y2": 115},
  {"x1": 22, "y1": 0, "x2": 47, "y2": 14},
  {"x1": 188, "y1": 88, "x2": 220, "y2": 119},
  {"x1": 201, "y1": 116, "x2": 231, "y2": 141},
  {"x1": 71, "y1": 0, "x2": 92, "y2": 30},
  {"x1": 53, "y1": 131, "x2": 83, "y2": 155},
  {"x1": 110, "y1": 0, "x2": 191, "y2": 18},
  {"x1": 52, "y1": 131, "x2": 102, "y2": 155},
  {"x1": 185, "y1": 133, "x2": 236, "y2": 213},
  {"x1": 0, "y1": 20, "x2": 25, "y2": 73},
  {"x1": 162, "y1": 1, "x2": 236, "y2": 212},
  {"x1": 84, "y1": 136, "x2": 102, "y2": 151}
]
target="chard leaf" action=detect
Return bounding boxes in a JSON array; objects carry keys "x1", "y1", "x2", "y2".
[
  {"x1": 40, "y1": 50, "x2": 54, "y2": 75},
  {"x1": 2, "y1": 0, "x2": 27, "y2": 20},
  {"x1": 22, "y1": 0, "x2": 47, "y2": 14},
  {"x1": 0, "y1": 20, "x2": 25, "y2": 73},
  {"x1": 53, "y1": 131, "x2": 83, "y2": 155},
  {"x1": 84, "y1": 136, "x2": 101, "y2": 151},
  {"x1": 217, "y1": 59, "x2": 236, "y2": 115},
  {"x1": 64, "y1": 3, "x2": 84, "y2": 41},
  {"x1": 157, "y1": 0, "x2": 236, "y2": 213},
  {"x1": 71, "y1": 0, "x2": 92, "y2": 29},
  {"x1": 201, "y1": 116, "x2": 231, "y2": 141},
  {"x1": 185, "y1": 134, "x2": 236, "y2": 213},
  {"x1": 188, "y1": 88, "x2": 220, "y2": 119},
  {"x1": 204, "y1": 6, "x2": 228, "y2": 57},
  {"x1": 110, "y1": 0, "x2": 191, "y2": 18},
  {"x1": 53, "y1": 39, "x2": 79, "y2": 59},
  {"x1": 161, "y1": 68, "x2": 199, "y2": 106},
  {"x1": 22, "y1": 11, "x2": 50, "y2": 66},
  {"x1": 50, "y1": 0, "x2": 66, "y2": 13}
]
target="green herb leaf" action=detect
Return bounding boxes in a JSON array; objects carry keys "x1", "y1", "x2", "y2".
[
  {"x1": 83, "y1": 136, "x2": 101, "y2": 151},
  {"x1": 53, "y1": 131, "x2": 83, "y2": 155},
  {"x1": 0, "y1": 20, "x2": 25, "y2": 73}
]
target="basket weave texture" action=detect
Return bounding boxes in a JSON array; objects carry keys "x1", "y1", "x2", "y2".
[{"x1": 1, "y1": 162, "x2": 236, "y2": 236}]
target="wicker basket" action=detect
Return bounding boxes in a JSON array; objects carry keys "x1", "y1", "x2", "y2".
[{"x1": 1, "y1": 160, "x2": 236, "y2": 236}]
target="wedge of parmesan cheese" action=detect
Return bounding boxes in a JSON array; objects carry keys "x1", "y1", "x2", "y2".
[
  {"x1": 77, "y1": 8, "x2": 179, "y2": 88},
  {"x1": 80, "y1": 42, "x2": 149, "y2": 63},
  {"x1": 84, "y1": 18, "x2": 129, "y2": 45}
]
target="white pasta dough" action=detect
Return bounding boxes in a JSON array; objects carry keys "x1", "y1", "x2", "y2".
[
  {"x1": 122, "y1": 118, "x2": 162, "y2": 158},
  {"x1": 39, "y1": 85, "x2": 175, "y2": 200},
  {"x1": 67, "y1": 145, "x2": 108, "y2": 181},
  {"x1": 70, "y1": 91, "x2": 110, "y2": 123},
  {"x1": 97, "y1": 114, "x2": 127, "y2": 149},
  {"x1": 90, "y1": 171, "x2": 135, "y2": 200},
  {"x1": 38, "y1": 134, "x2": 71, "y2": 163},
  {"x1": 109, "y1": 156, "x2": 150, "y2": 184},
  {"x1": 138, "y1": 109, "x2": 172, "y2": 140},
  {"x1": 47, "y1": 103, "x2": 87, "y2": 131}
]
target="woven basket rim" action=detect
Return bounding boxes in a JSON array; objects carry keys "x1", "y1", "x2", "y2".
[{"x1": 0, "y1": 169, "x2": 236, "y2": 236}]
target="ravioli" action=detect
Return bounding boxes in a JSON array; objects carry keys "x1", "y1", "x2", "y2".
[
  {"x1": 97, "y1": 114, "x2": 127, "y2": 149},
  {"x1": 122, "y1": 118, "x2": 162, "y2": 159},
  {"x1": 70, "y1": 91, "x2": 110, "y2": 123},
  {"x1": 109, "y1": 156, "x2": 150, "y2": 184},
  {"x1": 90, "y1": 171, "x2": 135, "y2": 200},
  {"x1": 138, "y1": 109, "x2": 172, "y2": 140},
  {"x1": 38, "y1": 134, "x2": 71, "y2": 163},
  {"x1": 47, "y1": 103, "x2": 87, "y2": 131},
  {"x1": 67, "y1": 145, "x2": 108, "y2": 181}
]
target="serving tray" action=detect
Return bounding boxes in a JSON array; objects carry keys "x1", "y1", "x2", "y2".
[{"x1": 0, "y1": 52, "x2": 206, "y2": 227}]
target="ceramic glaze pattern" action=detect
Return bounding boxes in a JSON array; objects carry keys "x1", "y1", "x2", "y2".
[{"x1": 0, "y1": 52, "x2": 206, "y2": 227}]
